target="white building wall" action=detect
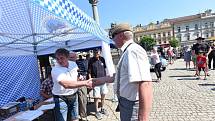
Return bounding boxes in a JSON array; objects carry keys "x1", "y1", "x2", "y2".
[{"x1": 174, "y1": 16, "x2": 215, "y2": 46}]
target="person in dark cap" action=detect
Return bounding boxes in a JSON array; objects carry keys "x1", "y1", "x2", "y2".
[
  {"x1": 88, "y1": 49, "x2": 108, "y2": 120},
  {"x1": 192, "y1": 37, "x2": 210, "y2": 76},
  {"x1": 91, "y1": 23, "x2": 153, "y2": 121}
]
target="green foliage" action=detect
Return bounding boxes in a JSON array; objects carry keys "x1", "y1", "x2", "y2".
[
  {"x1": 139, "y1": 36, "x2": 156, "y2": 51},
  {"x1": 169, "y1": 37, "x2": 179, "y2": 48}
]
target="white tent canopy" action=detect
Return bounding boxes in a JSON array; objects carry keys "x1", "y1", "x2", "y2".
[
  {"x1": 0, "y1": 0, "x2": 116, "y2": 107},
  {"x1": 0, "y1": 0, "x2": 111, "y2": 56}
]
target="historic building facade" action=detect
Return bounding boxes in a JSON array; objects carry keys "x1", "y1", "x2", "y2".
[
  {"x1": 133, "y1": 21, "x2": 173, "y2": 46},
  {"x1": 133, "y1": 9, "x2": 215, "y2": 47},
  {"x1": 169, "y1": 9, "x2": 215, "y2": 46}
]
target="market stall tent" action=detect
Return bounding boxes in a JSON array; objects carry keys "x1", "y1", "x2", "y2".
[
  {"x1": 0, "y1": 0, "x2": 111, "y2": 56},
  {"x1": 0, "y1": 0, "x2": 114, "y2": 107}
]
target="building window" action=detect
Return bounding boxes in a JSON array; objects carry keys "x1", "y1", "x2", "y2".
[
  {"x1": 178, "y1": 36, "x2": 181, "y2": 41},
  {"x1": 186, "y1": 26, "x2": 189, "y2": 31},
  {"x1": 211, "y1": 31, "x2": 214, "y2": 37},
  {"x1": 205, "y1": 22, "x2": 208, "y2": 29},
  {"x1": 153, "y1": 34, "x2": 156, "y2": 38},
  {"x1": 163, "y1": 32, "x2": 166, "y2": 37},
  {"x1": 210, "y1": 22, "x2": 214, "y2": 28},
  {"x1": 177, "y1": 34, "x2": 181, "y2": 41},
  {"x1": 206, "y1": 33, "x2": 209, "y2": 38},
  {"x1": 177, "y1": 27, "x2": 181, "y2": 32},
  {"x1": 195, "y1": 24, "x2": 198, "y2": 30},
  {"x1": 158, "y1": 33, "x2": 161, "y2": 39},
  {"x1": 168, "y1": 32, "x2": 171, "y2": 36},
  {"x1": 187, "y1": 34, "x2": 190, "y2": 40}
]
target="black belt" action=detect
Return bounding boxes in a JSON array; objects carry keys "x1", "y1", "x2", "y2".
[{"x1": 53, "y1": 92, "x2": 77, "y2": 100}]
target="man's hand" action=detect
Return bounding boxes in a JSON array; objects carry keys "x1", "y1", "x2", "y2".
[
  {"x1": 78, "y1": 75, "x2": 85, "y2": 81},
  {"x1": 85, "y1": 78, "x2": 93, "y2": 89}
]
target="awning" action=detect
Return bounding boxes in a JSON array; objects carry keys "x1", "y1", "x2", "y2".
[
  {"x1": 207, "y1": 36, "x2": 215, "y2": 41},
  {"x1": 0, "y1": 0, "x2": 111, "y2": 56}
]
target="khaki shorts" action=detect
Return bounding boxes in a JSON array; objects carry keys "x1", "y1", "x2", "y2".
[{"x1": 93, "y1": 83, "x2": 108, "y2": 98}]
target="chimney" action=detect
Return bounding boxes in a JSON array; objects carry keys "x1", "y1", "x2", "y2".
[
  {"x1": 111, "y1": 23, "x2": 116, "y2": 28},
  {"x1": 156, "y1": 21, "x2": 159, "y2": 25}
]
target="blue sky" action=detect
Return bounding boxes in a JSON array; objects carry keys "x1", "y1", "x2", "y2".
[{"x1": 72, "y1": 0, "x2": 215, "y2": 29}]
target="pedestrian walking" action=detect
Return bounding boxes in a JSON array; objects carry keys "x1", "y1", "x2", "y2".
[
  {"x1": 167, "y1": 46, "x2": 174, "y2": 64},
  {"x1": 208, "y1": 44, "x2": 215, "y2": 70},
  {"x1": 183, "y1": 46, "x2": 192, "y2": 70},
  {"x1": 150, "y1": 47, "x2": 162, "y2": 81}
]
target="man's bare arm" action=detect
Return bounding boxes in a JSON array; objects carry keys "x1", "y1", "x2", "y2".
[
  {"x1": 92, "y1": 74, "x2": 115, "y2": 86},
  {"x1": 40, "y1": 91, "x2": 52, "y2": 99},
  {"x1": 138, "y1": 81, "x2": 153, "y2": 121},
  {"x1": 59, "y1": 79, "x2": 92, "y2": 89}
]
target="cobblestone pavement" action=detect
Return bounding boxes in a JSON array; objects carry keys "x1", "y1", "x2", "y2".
[{"x1": 86, "y1": 59, "x2": 215, "y2": 121}]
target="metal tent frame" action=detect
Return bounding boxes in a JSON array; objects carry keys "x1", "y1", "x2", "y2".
[{"x1": 0, "y1": 0, "x2": 110, "y2": 56}]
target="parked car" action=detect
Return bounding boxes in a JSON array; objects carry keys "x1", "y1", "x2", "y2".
[{"x1": 148, "y1": 56, "x2": 168, "y2": 72}]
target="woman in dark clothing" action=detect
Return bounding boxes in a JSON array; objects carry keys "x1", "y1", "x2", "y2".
[{"x1": 208, "y1": 45, "x2": 215, "y2": 70}]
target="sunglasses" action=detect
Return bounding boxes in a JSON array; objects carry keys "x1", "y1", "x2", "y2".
[
  {"x1": 109, "y1": 30, "x2": 130, "y2": 39},
  {"x1": 109, "y1": 32, "x2": 118, "y2": 39}
]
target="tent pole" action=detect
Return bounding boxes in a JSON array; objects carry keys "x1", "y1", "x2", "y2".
[
  {"x1": 26, "y1": 1, "x2": 45, "y2": 80},
  {"x1": 26, "y1": 2, "x2": 37, "y2": 54},
  {"x1": 89, "y1": 0, "x2": 115, "y2": 76}
]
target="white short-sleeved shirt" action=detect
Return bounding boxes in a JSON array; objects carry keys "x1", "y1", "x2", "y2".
[
  {"x1": 150, "y1": 52, "x2": 161, "y2": 64},
  {"x1": 52, "y1": 61, "x2": 78, "y2": 96},
  {"x1": 114, "y1": 40, "x2": 152, "y2": 101}
]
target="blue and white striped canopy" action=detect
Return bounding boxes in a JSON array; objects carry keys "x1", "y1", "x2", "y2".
[{"x1": 0, "y1": 0, "x2": 110, "y2": 56}]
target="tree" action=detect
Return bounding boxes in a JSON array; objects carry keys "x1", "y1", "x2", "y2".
[
  {"x1": 139, "y1": 36, "x2": 156, "y2": 51},
  {"x1": 169, "y1": 37, "x2": 179, "y2": 48}
]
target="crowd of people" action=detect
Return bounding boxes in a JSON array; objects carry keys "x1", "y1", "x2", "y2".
[
  {"x1": 182, "y1": 37, "x2": 215, "y2": 80},
  {"x1": 148, "y1": 36, "x2": 215, "y2": 81},
  {"x1": 39, "y1": 23, "x2": 153, "y2": 121},
  {"x1": 39, "y1": 22, "x2": 215, "y2": 121}
]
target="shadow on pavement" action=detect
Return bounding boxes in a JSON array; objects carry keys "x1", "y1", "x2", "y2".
[
  {"x1": 169, "y1": 68, "x2": 187, "y2": 70},
  {"x1": 198, "y1": 83, "x2": 215, "y2": 91},
  {"x1": 198, "y1": 83, "x2": 215, "y2": 86},
  {"x1": 176, "y1": 77, "x2": 198, "y2": 80},
  {"x1": 169, "y1": 75, "x2": 194, "y2": 78}
]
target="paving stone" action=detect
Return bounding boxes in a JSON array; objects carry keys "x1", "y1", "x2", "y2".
[{"x1": 85, "y1": 59, "x2": 215, "y2": 121}]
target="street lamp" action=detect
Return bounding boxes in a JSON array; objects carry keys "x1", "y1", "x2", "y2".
[
  {"x1": 87, "y1": 0, "x2": 115, "y2": 76},
  {"x1": 88, "y1": 0, "x2": 100, "y2": 23}
]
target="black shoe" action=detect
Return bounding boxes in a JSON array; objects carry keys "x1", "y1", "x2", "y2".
[
  {"x1": 80, "y1": 117, "x2": 88, "y2": 121},
  {"x1": 95, "y1": 112, "x2": 102, "y2": 120},
  {"x1": 100, "y1": 108, "x2": 109, "y2": 116}
]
